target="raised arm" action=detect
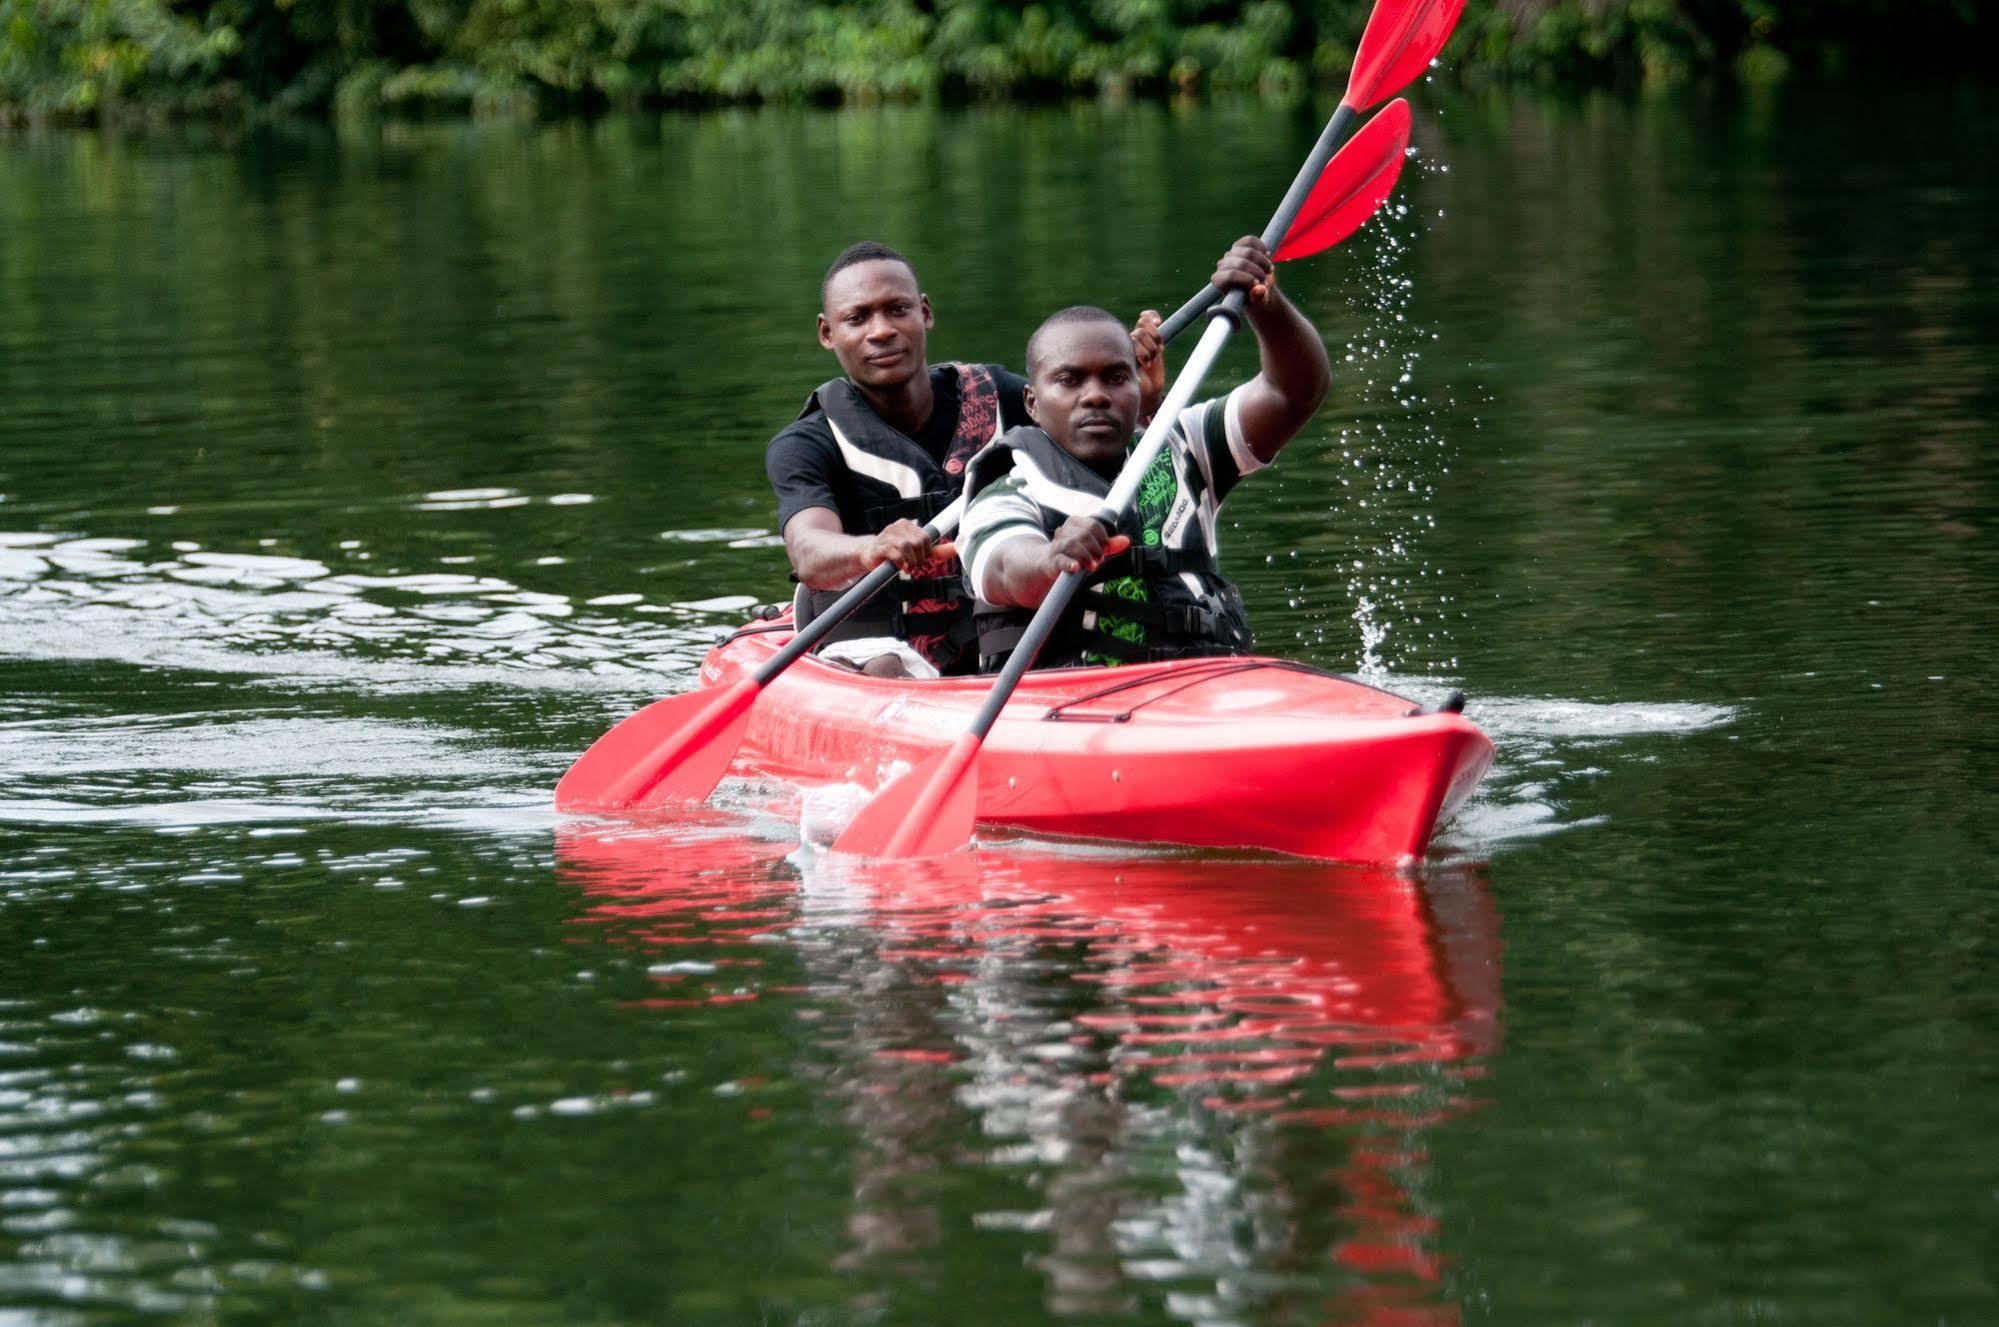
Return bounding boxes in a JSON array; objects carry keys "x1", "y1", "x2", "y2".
[{"x1": 1210, "y1": 237, "x2": 1332, "y2": 464}]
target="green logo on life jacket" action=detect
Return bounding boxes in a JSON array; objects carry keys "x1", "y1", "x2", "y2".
[{"x1": 1083, "y1": 450, "x2": 1174, "y2": 665}]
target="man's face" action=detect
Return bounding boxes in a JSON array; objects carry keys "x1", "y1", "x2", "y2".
[
  {"x1": 818, "y1": 261, "x2": 932, "y2": 392},
  {"x1": 1026, "y1": 321, "x2": 1143, "y2": 468}
]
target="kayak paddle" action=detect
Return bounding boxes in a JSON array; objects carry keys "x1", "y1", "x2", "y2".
[
  {"x1": 1139, "y1": 99, "x2": 1414, "y2": 341},
  {"x1": 1271, "y1": 98, "x2": 1413, "y2": 260},
  {"x1": 833, "y1": 4, "x2": 1462, "y2": 861},
  {"x1": 552, "y1": 114, "x2": 1413, "y2": 815},
  {"x1": 1157, "y1": 0, "x2": 1464, "y2": 341},
  {"x1": 554, "y1": 497, "x2": 966, "y2": 812}
]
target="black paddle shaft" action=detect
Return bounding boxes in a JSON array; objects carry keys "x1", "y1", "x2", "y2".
[
  {"x1": 964, "y1": 562, "x2": 1095, "y2": 738},
  {"x1": 1156, "y1": 100, "x2": 1361, "y2": 342}
]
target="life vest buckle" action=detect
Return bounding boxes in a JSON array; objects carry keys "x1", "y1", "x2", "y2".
[{"x1": 1164, "y1": 604, "x2": 1219, "y2": 637}]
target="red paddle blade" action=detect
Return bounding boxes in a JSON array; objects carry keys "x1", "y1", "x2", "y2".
[
  {"x1": 553, "y1": 678, "x2": 759, "y2": 812},
  {"x1": 831, "y1": 732, "x2": 982, "y2": 860},
  {"x1": 1347, "y1": 0, "x2": 1466, "y2": 111},
  {"x1": 1274, "y1": 99, "x2": 1412, "y2": 262}
]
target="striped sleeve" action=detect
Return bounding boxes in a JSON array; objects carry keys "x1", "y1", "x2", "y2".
[
  {"x1": 960, "y1": 474, "x2": 1048, "y2": 602},
  {"x1": 1174, "y1": 385, "x2": 1262, "y2": 508}
]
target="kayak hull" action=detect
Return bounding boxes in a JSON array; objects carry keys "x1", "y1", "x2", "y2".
[{"x1": 697, "y1": 623, "x2": 1493, "y2": 865}]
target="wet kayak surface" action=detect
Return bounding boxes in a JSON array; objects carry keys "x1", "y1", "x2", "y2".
[{"x1": 4, "y1": 86, "x2": 1998, "y2": 1324}]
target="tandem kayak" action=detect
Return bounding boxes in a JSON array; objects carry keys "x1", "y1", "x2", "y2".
[{"x1": 668, "y1": 616, "x2": 1493, "y2": 865}]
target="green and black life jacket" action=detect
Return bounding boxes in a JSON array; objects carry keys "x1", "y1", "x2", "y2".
[
  {"x1": 794, "y1": 363, "x2": 1005, "y2": 674},
  {"x1": 964, "y1": 426, "x2": 1252, "y2": 672}
]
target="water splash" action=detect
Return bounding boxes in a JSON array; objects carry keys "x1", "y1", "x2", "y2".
[
  {"x1": 1351, "y1": 592, "x2": 1390, "y2": 676},
  {"x1": 1285, "y1": 132, "x2": 1466, "y2": 681}
]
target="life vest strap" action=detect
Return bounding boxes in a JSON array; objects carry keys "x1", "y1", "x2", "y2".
[
  {"x1": 1073, "y1": 587, "x2": 1224, "y2": 639},
  {"x1": 975, "y1": 584, "x2": 1239, "y2": 670}
]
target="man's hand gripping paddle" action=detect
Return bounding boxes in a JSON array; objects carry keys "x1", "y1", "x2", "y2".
[{"x1": 833, "y1": 0, "x2": 1463, "y2": 861}]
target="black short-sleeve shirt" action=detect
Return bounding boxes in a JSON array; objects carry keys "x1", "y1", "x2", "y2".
[{"x1": 766, "y1": 364, "x2": 1031, "y2": 535}]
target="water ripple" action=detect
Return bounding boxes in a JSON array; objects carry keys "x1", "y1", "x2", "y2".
[{"x1": 0, "y1": 529, "x2": 760, "y2": 695}]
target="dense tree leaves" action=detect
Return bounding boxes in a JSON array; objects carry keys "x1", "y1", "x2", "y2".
[{"x1": 1, "y1": 0, "x2": 1990, "y2": 122}]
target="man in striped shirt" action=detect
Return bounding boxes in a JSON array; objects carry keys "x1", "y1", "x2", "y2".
[{"x1": 959, "y1": 237, "x2": 1332, "y2": 671}]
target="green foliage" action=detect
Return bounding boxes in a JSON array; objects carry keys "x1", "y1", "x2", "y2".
[
  {"x1": 1460, "y1": 0, "x2": 1701, "y2": 86},
  {"x1": 662, "y1": 0, "x2": 935, "y2": 102},
  {"x1": 1, "y1": 0, "x2": 1992, "y2": 122},
  {"x1": 0, "y1": 0, "x2": 238, "y2": 119}
]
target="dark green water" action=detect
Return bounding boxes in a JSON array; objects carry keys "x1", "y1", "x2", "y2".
[{"x1": 3, "y1": 84, "x2": 1996, "y2": 1324}]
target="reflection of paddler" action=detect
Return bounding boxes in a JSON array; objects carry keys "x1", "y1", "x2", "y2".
[
  {"x1": 555, "y1": 827, "x2": 1500, "y2": 1317},
  {"x1": 846, "y1": 850, "x2": 1502, "y2": 1316}
]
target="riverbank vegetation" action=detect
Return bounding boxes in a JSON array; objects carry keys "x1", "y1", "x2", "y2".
[{"x1": 2, "y1": 0, "x2": 1988, "y2": 124}]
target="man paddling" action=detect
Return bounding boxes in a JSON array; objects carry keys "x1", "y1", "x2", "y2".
[
  {"x1": 767, "y1": 241, "x2": 1161, "y2": 677},
  {"x1": 959, "y1": 237, "x2": 1331, "y2": 671}
]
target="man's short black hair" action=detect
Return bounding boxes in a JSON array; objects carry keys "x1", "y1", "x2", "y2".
[
  {"x1": 1026, "y1": 305, "x2": 1129, "y2": 379},
  {"x1": 822, "y1": 241, "x2": 919, "y2": 303}
]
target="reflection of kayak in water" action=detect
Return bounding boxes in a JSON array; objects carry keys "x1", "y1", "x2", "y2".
[
  {"x1": 673, "y1": 618, "x2": 1493, "y2": 865},
  {"x1": 554, "y1": 824, "x2": 1502, "y2": 1313},
  {"x1": 852, "y1": 848, "x2": 1502, "y2": 1094},
  {"x1": 555, "y1": 823, "x2": 1501, "y2": 1100}
]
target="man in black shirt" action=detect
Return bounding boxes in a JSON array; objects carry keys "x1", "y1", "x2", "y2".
[{"x1": 766, "y1": 241, "x2": 1160, "y2": 676}]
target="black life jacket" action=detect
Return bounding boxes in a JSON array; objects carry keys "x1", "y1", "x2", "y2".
[
  {"x1": 964, "y1": 427, "x2": 1253, "y2": 672},
  {"x1": 795, "y1": 363, "x2": 1005, "y2": 674}
]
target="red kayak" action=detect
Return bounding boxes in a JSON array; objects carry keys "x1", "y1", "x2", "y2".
[{"x1": 688, "y1": 617, "x2": 1492, "y2": 865}]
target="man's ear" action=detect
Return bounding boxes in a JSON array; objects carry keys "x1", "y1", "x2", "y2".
[
  {"x1": 816, "y1": 313, "x2": 834, "y2": 351},
  {"x1": 1023, "y1": 383, "x2": 1037, "y2": 423},
  {"x1": 920, "y1": 294, "x2": 934, "y2": 330}
]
